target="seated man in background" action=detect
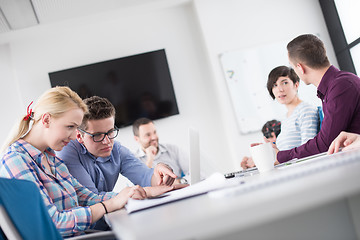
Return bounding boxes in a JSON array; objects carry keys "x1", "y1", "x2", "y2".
[
  {"x1": 57, "y1": 96, "x2": 178, "y2": 195},
  {"x1": 133, "y1": 117, "x2": 189, "y2": 184}
]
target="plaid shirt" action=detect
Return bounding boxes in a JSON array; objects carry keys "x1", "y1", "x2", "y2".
[{"x1": 0, "y1": 140, "x2": 117, "y2": 237}]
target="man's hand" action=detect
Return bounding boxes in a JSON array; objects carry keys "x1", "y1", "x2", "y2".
[
  {"x1": 144, "y1": 185, "x2": 174, "y2": 198},
  {"x1": 328, "y1": 131, "x2": 360, "y2": 154},
  {"x1": 129, "y1": 185, "x2": 147, "y2": 200},
  {"x1": 144, "y1": 184, "x2": 189, "y2": 198},
  {"x1": 144, "y1": 145, "x2": 157, "y2": 168},
  {"x1": 151, "y1": 163, "x2": 177, "y2": 186}
]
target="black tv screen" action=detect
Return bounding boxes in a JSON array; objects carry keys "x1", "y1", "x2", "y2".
[{"x1": 49, "y1": 49, "x2": 179, "y2": 128}]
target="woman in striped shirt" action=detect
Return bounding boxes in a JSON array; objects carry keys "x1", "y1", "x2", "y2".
[
  {"x1": 267, "y1": 66, "x2": 319, "y2": 151},
  {"x1": 241, "y1": 66, "x2": 319, "y2": 169}
]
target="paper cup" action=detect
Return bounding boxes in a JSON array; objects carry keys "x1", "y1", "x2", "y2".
[{"x1": 250, "y1": 142, "x2": 276, "y2": 173}]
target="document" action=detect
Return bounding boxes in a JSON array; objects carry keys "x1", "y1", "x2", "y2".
[{"x1": 125, "y1": 172, "x2": 242, "y2": 213}]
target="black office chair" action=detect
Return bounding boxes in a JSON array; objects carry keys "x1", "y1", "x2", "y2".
[{"x1": 0, "y1": 177, "x2": 116, "y2": 240}]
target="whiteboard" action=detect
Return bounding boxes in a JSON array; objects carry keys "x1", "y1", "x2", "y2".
[{"x1": 220, "y1": 41, "x2": 290, "y2": 134}]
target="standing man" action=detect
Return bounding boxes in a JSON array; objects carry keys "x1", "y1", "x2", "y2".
[
  {"x1": 133, "y1": 118, "x2": 189, "y2": 184},
  {"x1": 57, "y1": 96, "x2": 177, "y2": 195},
  {"x1": 242, "y1": 34, "x2": 360, "y2": 168}
]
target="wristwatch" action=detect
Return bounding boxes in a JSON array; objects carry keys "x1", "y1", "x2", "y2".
[{"x1": 179, "y1": 178, "x2": 188, "y2": 184}]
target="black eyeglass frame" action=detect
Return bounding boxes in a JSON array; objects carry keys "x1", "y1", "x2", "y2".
[{"x1": 77, "y1": 126, "x2": 119, "y2": 142}]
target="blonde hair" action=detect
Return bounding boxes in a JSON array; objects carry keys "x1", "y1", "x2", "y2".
[{"x1": 1, "y1": 86, "x2": 88, "y2": 152}]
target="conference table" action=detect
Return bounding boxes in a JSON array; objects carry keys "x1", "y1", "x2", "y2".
[{"x1": 106, "y1": 149, "x2": 360, "y2": 240}]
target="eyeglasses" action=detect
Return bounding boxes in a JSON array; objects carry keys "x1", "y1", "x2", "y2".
[{"x1": 78, "y1": 127, "x2": 119, "y2": 142}]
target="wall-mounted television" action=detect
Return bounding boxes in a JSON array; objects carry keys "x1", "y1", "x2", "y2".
[{"x1": 49, "y1": 49, "x2": 179, "y2": 128}]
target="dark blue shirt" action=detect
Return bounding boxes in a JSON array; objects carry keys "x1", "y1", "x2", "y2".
[{"x1": 57, "y1": 140, "x2": 153, "y2": 194}]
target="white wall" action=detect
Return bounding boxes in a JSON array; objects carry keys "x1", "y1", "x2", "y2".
[
  {"x1": 0, "y1": 44, "x2": 24, "y2": 143},
  {"x1": 0, "y1": 2, "x2": 227, "y2": 175},
  {"x1": 0, "y1": 0, "x2": 338, "y2": 174}
]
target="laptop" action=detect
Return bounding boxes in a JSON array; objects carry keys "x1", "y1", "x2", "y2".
[
  {"x1": 224, "y1": 151, "x2": 329, "y2": 178},
  {"x1": 189, "y1": 128, "x2": 201, "y2": 185},
  {"x1": 224, "y1": 167, "x2": 258, "y2": 179}
]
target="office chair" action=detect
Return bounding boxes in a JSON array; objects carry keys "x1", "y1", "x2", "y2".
[
  {"x1": 0, "y1": 178, "x2": 116, "y2": 240},
  {"x1": 317, "y1": 106, "x2": 324, "y2": 131}
]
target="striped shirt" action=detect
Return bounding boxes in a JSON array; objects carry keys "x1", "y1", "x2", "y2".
[
  {"x1": 0, "y1": 139, "x2": 116, "y2": 237},
  {"x1": 276, "y1": 102, "x2": 319, "y2": 151}
]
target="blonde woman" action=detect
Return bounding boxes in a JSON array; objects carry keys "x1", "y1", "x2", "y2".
[{"x1": 0, "y1": 86, "x2": 171, "y2": 237}]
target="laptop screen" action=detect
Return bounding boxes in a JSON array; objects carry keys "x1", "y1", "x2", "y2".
[{"x1": 189, "y1": 128, "x2": 201, "y2": 185}]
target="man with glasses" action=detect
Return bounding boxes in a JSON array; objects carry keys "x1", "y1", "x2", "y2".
[{"x1": 57, "y1": 96, "x2": 177, "y2": 196}]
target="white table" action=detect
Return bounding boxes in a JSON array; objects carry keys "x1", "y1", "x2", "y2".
[{"x1": 106, "y1": 149, "x2": 360, "y2": 240}]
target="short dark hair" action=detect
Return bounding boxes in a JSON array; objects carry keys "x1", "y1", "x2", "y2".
[
  {"x1": 80, "y1": 96, "x2": 115, "y2": 130},
  {"x1": 267, "y1": 66, "x2": 299, "y2": 99},
  {"x1": 132, "y1": 117, "x2": 153, "y2": 137},
  {"x1": 262, "y1": 120, "x2": 281, "y2": 139},
  {"x1": 287, "y1": 34, "x2": 330, "y2": 69}
]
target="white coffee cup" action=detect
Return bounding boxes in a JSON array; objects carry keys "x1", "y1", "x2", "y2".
[{"x1": 249, "y1": 142, "x2": 276, "y2": 173}]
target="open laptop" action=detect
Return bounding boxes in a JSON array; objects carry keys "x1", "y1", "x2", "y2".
[
  {"x1": 224, "y1": 167, "x2": 258, "y2": 179},
  {"x1": 189, "y1": 128, "x2": 201, "y2": 185},
  {"x1": 224, "y1": 151, "x2": 329, "y2": 178}
]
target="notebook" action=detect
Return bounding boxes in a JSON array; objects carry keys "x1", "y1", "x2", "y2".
[{"x1": 125, "y1": 172, "x2": 242, "y2": 213}]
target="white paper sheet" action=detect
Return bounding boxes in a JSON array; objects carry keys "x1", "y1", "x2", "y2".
[{"x1": 125, "y1": 172, "x2": 242, "y2": 213}]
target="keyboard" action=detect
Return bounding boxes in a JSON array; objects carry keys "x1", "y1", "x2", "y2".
[{"x1": 224, "y1": 167, "x2": 258, "y2": 179}]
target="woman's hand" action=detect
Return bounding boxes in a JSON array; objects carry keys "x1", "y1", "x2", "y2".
[
  {"x1": 241, "y1": 156, "x2": 255, "y2": 169},
  {"x1": 106, "y1": 185, "x2": 147, "y2": 212},
  {"x1": 263, "y1": 132, "x2": 277, "y2": 144}
]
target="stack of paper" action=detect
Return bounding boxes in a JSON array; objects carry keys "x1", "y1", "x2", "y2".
[{"x1": 125, "y1": 172, "x2": 242, "y2": 213}]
